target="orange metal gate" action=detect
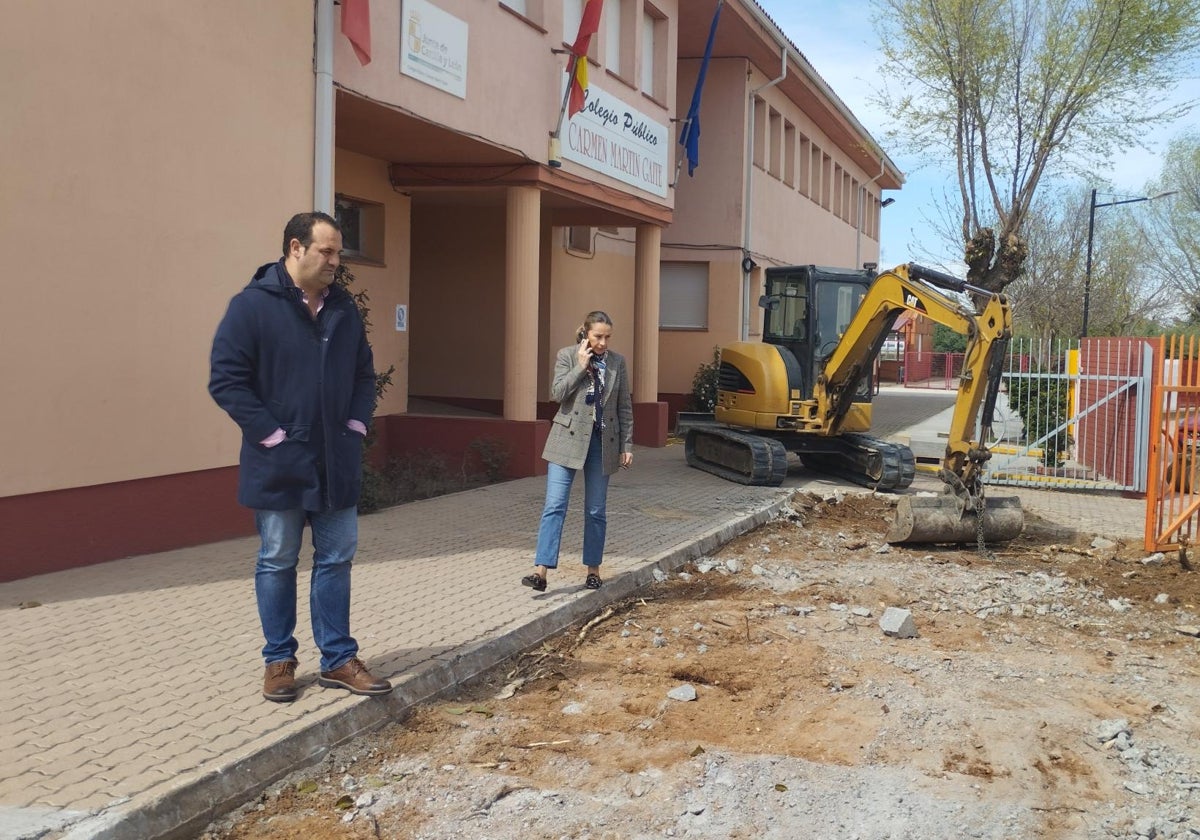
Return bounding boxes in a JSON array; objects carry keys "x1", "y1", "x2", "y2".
[{"x1": 1145, "y1": 335, "x2": 1200, "y2": 551}]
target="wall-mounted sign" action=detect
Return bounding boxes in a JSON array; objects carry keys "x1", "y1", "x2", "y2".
[
  {"x1": 401, "y1": 0, "x2": 468, "y2": 99},
  {"x1": 395, "y1": 304, "x2": 408, "y2": 332},
  {"x1": 561, "y1": 81, "x2": 669, "y2": 198}
]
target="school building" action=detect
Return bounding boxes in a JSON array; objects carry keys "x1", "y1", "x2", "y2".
[{"x1": 0, "y1": 0, "x2": 901, "y2": 581}]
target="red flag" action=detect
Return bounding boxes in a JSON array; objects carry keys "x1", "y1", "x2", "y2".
[
  {"x1": 341, "y1": 0, "x2": 371, "y2": 66},
  {"x1": 567, "y1": 0, "x2": 604, "y2": 119}
]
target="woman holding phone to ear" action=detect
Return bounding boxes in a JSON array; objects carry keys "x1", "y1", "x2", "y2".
[{"x1": 523, "y1": 311, "x2": 634, "y2": 593}]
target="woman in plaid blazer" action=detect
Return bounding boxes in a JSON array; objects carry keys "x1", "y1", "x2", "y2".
[{"x1": 522, "y1": 311, "x2": 634, "y2": 593}]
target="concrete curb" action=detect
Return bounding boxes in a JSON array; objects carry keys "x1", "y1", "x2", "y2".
[{"x1": 63, "y1": 495, "x2": 791, "y2": 840}]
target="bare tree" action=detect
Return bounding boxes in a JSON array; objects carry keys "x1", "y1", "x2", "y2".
[
  {"x1": 1141, "y1": 133, "x2": 1200, "y2": 319},
  {"x1": 873, "y1": 0, "x2": 1200, "y2": 294},
  {"x1": 1006, "y1": 187, "x2": 1087, "y2": 339},
  {"x1": 1009, "y1": 185, "x2": 1179, "y2": 337}
]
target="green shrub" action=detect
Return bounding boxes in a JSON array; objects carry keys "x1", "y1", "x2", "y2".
[
  {"x1": 1005, "y1": 371, "x2": 1072, "y2": 468},
  {"x1": 689, "y1": 346, "x2": 721, "y2": 412}
]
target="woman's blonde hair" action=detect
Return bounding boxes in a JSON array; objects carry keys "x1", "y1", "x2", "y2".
[{"x1": 575, "y1": 310, "x2": 613, "y2": 342}]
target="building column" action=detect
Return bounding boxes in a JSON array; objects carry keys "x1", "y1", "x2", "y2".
[
  {"x1": 496, "y1": 185, "x2": 550, "y2": 477},
  {"x1": 633, "y1": 224, "x2": 668, "y2": 447},
  {"x1": 505, "y1": 186, "x2": 541, "y2": 422}
]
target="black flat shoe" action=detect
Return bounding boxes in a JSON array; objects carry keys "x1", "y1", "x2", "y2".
[
  {"x1": 522, "y1": 573, "x2": 547, "y2": 592},
  {"x1": 584, "y1": 574, "x2": 602, "y2": 590}
]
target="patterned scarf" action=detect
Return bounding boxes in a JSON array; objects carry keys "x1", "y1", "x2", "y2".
[{"x1": 589, "y1": 354, "x2": 607, "y2": 430}]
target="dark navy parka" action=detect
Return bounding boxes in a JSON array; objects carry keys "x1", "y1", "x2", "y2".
[{"x1": 209, "y1": 260, "x2": 376, "y2": 511}]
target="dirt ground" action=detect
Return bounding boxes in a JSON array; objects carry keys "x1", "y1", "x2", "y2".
[{"x1": 203, "y1": 492, "x2": 1200, "y2": 840}]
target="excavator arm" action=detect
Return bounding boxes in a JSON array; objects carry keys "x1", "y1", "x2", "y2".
[{"x1": 815, "y1": 263, "x2": 1012, "y2": 493}]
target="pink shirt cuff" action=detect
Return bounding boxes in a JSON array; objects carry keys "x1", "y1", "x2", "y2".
[
  {"x1": 260, "y1": 428, "x2": 286, "y2": 448},
  {"x1": 261, "y1": 421, "x2": 365, "y2": 448}
]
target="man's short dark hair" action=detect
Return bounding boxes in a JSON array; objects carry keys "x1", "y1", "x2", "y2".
[{"x1": 282, "y1": 212, "x2": 341, "y2": 257}]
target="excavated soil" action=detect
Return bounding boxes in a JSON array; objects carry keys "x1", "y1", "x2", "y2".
[{"x1": 203, "y1": 492, "x2": 1200, "y2": 840}]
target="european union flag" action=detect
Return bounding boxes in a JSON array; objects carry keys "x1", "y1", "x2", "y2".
[{"x1": 679, "y1": 0, "x2": 724, "y2": 177}]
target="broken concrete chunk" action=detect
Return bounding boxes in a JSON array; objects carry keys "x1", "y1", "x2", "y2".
[
  {"x1": 667, "y1": 684, "x2": 698, "y2": 702},
  {"x1": 1175, "y1": 625, "x2": 1200, "y2": 637},
  {"x1": 880, "y1": 607, "x2": 917, "y2": 639},
  {"x1": 1091, "y1": 536, "x2": 1117, "y2": 551},
  {"x1": 1094, "y1": 718, "x2": 1130, "y2": 743},
  {"x1": 1141, "y1": 552, "x2": 1165, "y2": 566}
]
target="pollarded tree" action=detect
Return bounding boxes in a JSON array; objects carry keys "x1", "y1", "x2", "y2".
[{"x1": 872, "y1": 0, "x2": 1200, "y2": 295}]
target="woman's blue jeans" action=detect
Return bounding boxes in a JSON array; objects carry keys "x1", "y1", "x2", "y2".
[
  {"x1": 535, "y1": 427, "x2": 609, "y2": 569},
  {"x1": 254, "y1": 506, "x2": 359, "y2": 673}
]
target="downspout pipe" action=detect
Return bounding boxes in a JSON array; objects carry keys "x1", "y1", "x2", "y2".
[
  {"x1": 741, "y1": 45, "x2": 787, "y2": 340},
  {"x1": 314, "y1": 0, "x2": 335, "y2": 213}
]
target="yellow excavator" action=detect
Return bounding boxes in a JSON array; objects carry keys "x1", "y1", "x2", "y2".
[{"x1": 684, "y1": 262, "x2": 1023, "y2": 545}]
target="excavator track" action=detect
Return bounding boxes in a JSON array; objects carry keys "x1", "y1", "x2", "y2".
[
  {"x1": 684, "y1": 427, "x2": 790, "y2": 486},
  {"x1": 684, "y1": 428, "x2": 914, "y2": 490},
  {"x1": 791, "y1": 433, "x2": 915, "y2": 491}
]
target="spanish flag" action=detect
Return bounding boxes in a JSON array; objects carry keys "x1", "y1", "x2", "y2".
[
  {"x1": 341, "y1": 0, "x2": 371, "y2": 66},
  {"x1": 567, "y1": 0, "x2": 604, "y2": 119}
]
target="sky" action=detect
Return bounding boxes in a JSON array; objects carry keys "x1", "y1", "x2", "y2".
[{"x1": 753, "y1": 0, "x2": 1199, "y2": 272}]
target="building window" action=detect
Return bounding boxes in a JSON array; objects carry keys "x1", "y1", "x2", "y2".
[
  {"x1": 820, "y1": 153, "x2": 832, "y2": 211},
  {"x1": 842, "y1": 169, "x2": 853, "y2": 221},
  {"x1": 603, "y1": 0, "x2": 635, "y2": 80},
  {"x1": 798, "y1": 135, "x2": 811, "y2": 196},
  {"x1": 753, "y1": 97, "x2": 767, "y2": 169},
  {"x1": 604, "y1": 0, "x2": 621, "y2": 71},
  {"x1": 563, "y1": 0, "x2": 582, "y2": 45},
  {"x1": 565, "y1": 225, "x2": 594, "y2": 256},
  {"x1": 660, "y1": 262, "x2": 709, "y2": 329},
  {"x1": 500, "y1": 0, "x2": 544, "y2": 26},
  {"x1": 334, "y1": 196, "x2": 384, "y2": 263},
  {"x1": 811, "y1": 143, "x2": 823, "y2": 203},
  {"x1": 783, "y1": 122, "x2": 796, "y2": 187},
  {"x1": 640, "y1": 6, "x2": 666, "y2": 100},
  {"x1": 768, "y1": 108, "x2": 783, "y2": 179},
  {"x1": 833, "y1": 164, "x2": 844, "y2": 219}
]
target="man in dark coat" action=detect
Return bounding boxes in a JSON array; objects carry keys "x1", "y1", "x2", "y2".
[{"x1": 209, "y1": 212, "x2": 392, "y2": 702}]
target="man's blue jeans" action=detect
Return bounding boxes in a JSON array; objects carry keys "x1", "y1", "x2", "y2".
[
  {"x1": 254, "y1": 506, "x2": 359, "y2": 673},
  {"x1": 534, "y1": 427, "x2": 609, "y2": 569}
]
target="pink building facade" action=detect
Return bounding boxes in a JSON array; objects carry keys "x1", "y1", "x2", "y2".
[{"x1": 0, "y1": 0, "x2": 899, "y2": 580}]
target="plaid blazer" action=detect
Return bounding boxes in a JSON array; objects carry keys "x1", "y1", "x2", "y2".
[{"x1": 541, "y1": 346, "x2": 633, "y2": 474}]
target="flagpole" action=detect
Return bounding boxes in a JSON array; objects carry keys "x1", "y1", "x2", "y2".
[
  {"x1": 551, "y1": 53, "x2": 579, "y2": 142},
  {"x1": 548, "y1": 53, "x2": 579, "y2": 166},
  {"x1": 668, "y1": 116, "x2": 693, "y2": 189}
]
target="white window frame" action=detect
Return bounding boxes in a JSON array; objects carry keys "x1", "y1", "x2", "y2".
[
  {"x1": 562, "y1": 0, "x2": 583, "y2": 45},
  {"x1": 334, "y1": 195, "x2": 385, "y2": 263},
  {"x1": 640, "y1": 10, "x2": 655, "y2": 94},
  {"x1": 604, "y1": 0, "x2": 622, "y2": 70}
]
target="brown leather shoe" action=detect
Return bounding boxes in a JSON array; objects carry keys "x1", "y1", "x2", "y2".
[
  {"x1": 318, "y1": 657, "x2": 392, "y2": 696},
  {"x1": 263, "y1": 659, "x2": 298, "y2": 703}
]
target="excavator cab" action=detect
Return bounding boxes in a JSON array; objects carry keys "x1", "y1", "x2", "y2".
[{"x1": 759, "y1": 265, "x2": 875, "y2": 404}]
